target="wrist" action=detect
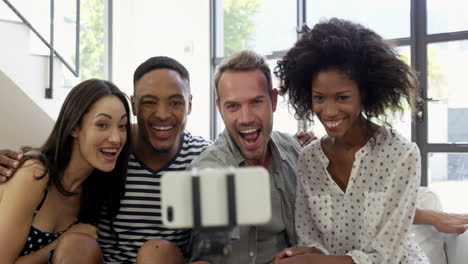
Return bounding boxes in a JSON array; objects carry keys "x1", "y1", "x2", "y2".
[
  {"x1": 415, "y1": 208, "x2": 438, "y2": 225},
  {"x1": 343, "y1": 256, "x2": 355, "y2": 264},
  {"x1": 306, "y1": 247, "x2": 324, "y2": 254}
]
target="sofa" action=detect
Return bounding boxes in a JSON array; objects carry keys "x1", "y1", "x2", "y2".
[{"x1": 412, "y1": 187, "x2": 468, "y2": 264}]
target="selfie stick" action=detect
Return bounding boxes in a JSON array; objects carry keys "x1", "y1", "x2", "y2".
[{"x1": 191, "y1": 168, "x2": 238, "y2": 258}]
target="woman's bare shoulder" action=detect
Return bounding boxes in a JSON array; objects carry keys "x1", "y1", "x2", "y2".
[{"x1": 11, "y1": 158, "x2": 49, "y2": 186}]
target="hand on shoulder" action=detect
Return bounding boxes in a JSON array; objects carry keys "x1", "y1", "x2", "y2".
[
  {"x1": 2, "y1": 158, "x2": 49, "y2": 199},
  {"x1": 0, "y1": 149, "x2": 23, "y2": 182}
]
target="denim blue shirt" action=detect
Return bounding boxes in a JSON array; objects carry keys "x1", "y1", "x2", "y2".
[{"x1": 189, "y1": 129, "x2": 300, "y2": 264}]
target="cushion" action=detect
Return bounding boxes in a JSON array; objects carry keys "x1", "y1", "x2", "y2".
[
  {"x1": 411, "y1": 187, "x2": 447, "y2": 264},
  {"x1": 445, "y1": 231, "x2": 468, "y2": 264}
]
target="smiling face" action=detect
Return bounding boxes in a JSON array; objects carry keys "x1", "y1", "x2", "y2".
[
  {"x1": 72, "y1": 95, "x2": 128, "y2": 172},
  {"x1": 311, "y1": 69, "x2": 364, "y2": 139},
  {"x1": 216, "y1": 70, "x2": 277, "y2": 165},
  {"x1": 132, "y1": 68, "x2": 191, "y2": 156}
]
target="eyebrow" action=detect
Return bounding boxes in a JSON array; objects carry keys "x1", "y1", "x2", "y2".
[
  {"x1": 140, "y1": 95, "x2": 158, "y2": 101},
  {"x1": 223, "y1": 100, "x2": 238, "y2": 107},
  {"x1": 95, "y1": 113, "x2": 128, "y2": 120},
  {"x1": 168, "y1": 94, "x2": 185, "y2": 100},
  {"x1": 312, "y1": 90, "x2": 352, "y2": 95},
  {"x1": 223, "y1": 95, "x2": 265, "y2": 107},
  {"x1": 140, "y1": 94, "x2": 185, "y2": 101},
  {"x1": 251, "y1": 95, "x2": 266, "y2": 100}
]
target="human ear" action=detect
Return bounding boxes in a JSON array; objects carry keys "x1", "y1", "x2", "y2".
[
  {"x1": 271, "y1": 89, "x2": 278, "y2": 113},
  {"x1": 130, "y1": 95, "x2": 137, "y2": 116},
  {"x1": 187, "y1": 95, "x2": 192, "y2": 115},
  {"x1": 71, "y1": 126, "x2": 80, "y2": 138}
]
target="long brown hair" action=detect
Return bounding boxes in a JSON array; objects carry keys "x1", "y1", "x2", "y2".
[{"x1": 21, "y1": 79, "x2": 131, "y2": 224}]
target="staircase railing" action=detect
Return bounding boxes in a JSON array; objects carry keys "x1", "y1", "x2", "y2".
[{"x1": 2, "y1": 0, "x2": 80, "y2": 98}]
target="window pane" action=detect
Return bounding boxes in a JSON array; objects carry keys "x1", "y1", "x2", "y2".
[
  {"x1": 427, "y1": 41, "x2": 468, "y2": 143},
  {"x1": 216, "y1": 0, "x2": 297, "y2": 57},
  {"x1": 428, "y1": 153, "x2": 468, "y2": 213},
  {"x1": 55, "y1": 0, "x2": 77, "y2": 74},
  {"x1": 268, "y1": 60, "x2": 299, "y2": 135},
  {"x1": 306, "y1": 0, "x2": 409, "y2": 39},
  {"x1": 79, "y1": 0, "x2": 106, "y2": 81},
  {"x1": 427, "y1": 0, "x2": 468, "y2": 34},
  {"x1": 215, "y1": 108, "x2": 225, "y2": 137},
  {"x1": 385, "y1": 46, "x2": 412, "y2": 141}
]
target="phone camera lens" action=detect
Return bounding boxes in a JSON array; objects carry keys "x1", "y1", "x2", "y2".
[{"x1": 167, "y1": 206, "x2": 174, "y2": 222}]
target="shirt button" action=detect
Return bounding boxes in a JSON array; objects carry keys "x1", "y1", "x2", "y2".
[{"x1": 250, "y1": 251, "x2": 255, "y2": 257}]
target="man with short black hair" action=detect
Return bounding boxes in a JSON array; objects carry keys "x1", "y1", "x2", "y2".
[{"x1": 100, "y1": 56, "x2": 211, "y2": 263}]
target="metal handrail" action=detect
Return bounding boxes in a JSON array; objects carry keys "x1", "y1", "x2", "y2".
[{"x1": 2, "y1": 0, "x2": 80, "y2": 98}]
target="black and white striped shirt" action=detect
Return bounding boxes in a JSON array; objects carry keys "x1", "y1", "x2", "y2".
[{"x1": 98, "y1": 132, "x2": 211, "y2": 263}]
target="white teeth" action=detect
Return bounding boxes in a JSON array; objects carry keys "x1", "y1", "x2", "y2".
[
  {"x1": 240, "y1": 128, "x2": 258, "y2": 134},
  {"x1": 101, "y1": 148, "x2": 117, "y2": 153},
  {"x1": 325, "y1": 120, "x2": 343, "y2": 128},
  {"x1": 152, "y1": 126, "x2": 173, "y2": 131}
]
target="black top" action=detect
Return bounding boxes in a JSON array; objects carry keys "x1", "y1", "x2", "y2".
[{"x1": 19, "y1": 189, "x2": 64, "y2": 256}]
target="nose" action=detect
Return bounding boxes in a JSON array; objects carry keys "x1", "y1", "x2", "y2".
[
  {"x1": 155, "y1": 103, "x2": 170, "y2": 120},
  {"x1": 239, "y1": 105, "x2": 255, "y2": 125},
  {"x1": 108, "y1": 126, "x2": 122, "y2": 144},
  {"x1": 322, "y1": 100, "x2": 338, "y2": 117}
]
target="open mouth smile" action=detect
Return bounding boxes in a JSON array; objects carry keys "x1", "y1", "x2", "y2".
[
  {"x1": 150, "y1": 124, "x2": 175, "y2": 139},
  {"x1": 100, "y1": 147, "x2": 119, "y2": 160},
  {"x1": 239, "y1": 128, "x2": 261, "y2": 148},
  {"x1": 324, "y1": 119, "x2": 343, "y2": 128},
  {"x1": 152, "y1": 125, "x2": 174, "y2": 131}
]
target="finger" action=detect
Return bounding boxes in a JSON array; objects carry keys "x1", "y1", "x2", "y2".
[
  {"x1": 454, "y1": 225, "x2": 468, "y2": 234},
  {"x1": 295, "y1": 131, "x2": 306, "y2": 138},
  {"x1": 286, "y1": 247, "x2": 308, "y2": 257},
  {"x1": 0, "y1": 176, "x2": 6, "y2": 183},
  {"x1": 0, "y1": 166, "x2": 13, "y2": 178},
  {"x1": 273, "y1": 250, "x2": 290, "y2": 263},
  {"x1": 460, "y1": 215, "x2": 468, "y2": 223},
  {"x1": 0, "y1": 149, "x2": 23, "y2": 161},
  {"x1": 303, "y1": 137, "x2": 316, "y2": 146},
  {"x1": 0, "y1": 154, "x2": 20, "y2": 169}
]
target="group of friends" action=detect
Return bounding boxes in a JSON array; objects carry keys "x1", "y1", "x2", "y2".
[{"x1": 1, "y1": 18, "x2": 468, "y2": 264}]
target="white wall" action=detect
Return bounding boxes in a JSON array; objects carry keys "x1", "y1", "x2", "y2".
[
  {"x1": 0, "y1": 3, "x2": 70, "y2": 149},
  {"x1": 0, "y1": 71, "x2": 54, "y2": 149},
  {"x1": 112, "y1": 0, "x2": 211, "y2": 139},
  {"x1": 0, "y1": 13, "x2": 69, "y2": 121}
]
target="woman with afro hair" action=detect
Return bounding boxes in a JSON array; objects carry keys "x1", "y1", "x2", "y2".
[{"x1": 273, "y1": 18, "x2": 429, "y2": 264}]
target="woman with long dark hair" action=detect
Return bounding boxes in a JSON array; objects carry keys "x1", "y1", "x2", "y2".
[
  {"x1": 0, "y1": 79, "x2": 131, "y2": 263},
  {"x1": 273, "y1": 19, "x2": 429, "y2": 264}
]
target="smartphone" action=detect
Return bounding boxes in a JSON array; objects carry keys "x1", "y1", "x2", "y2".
[{"x1": 161, "y1": 167, "x2": 271, "y2": 228}]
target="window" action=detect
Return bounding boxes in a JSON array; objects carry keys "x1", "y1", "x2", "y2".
[
  {"x1": 427, "y1": 41, "x2": 468, "y2": 144},
  {"x1": 215, "y1": 0, "x2": 297, "y2": 58},
  {"x1": 427, "y1": 0, "x2": 468, "y2": 34},
  {"x1": 306, "y1": 0, "x2": 410, "y2": 39}
]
